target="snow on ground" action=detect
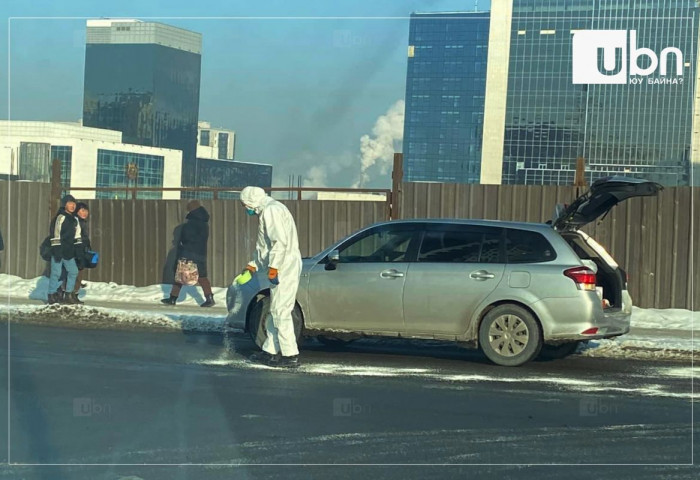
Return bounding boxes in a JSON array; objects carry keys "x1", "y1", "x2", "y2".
[
  {"x1": 0, "y1": 273, "x2": 228, "y2": 306},
  {"x1": 0, "y1": 302, "x2": 228, "y2": 333},
  {"x1": 0, "y1": 273, "x2": 697, "y2": 362},
  {"x1": 630, "y1": 307, "x2": 695, "y2": 330},
  {"x1": 194, "y1": 356, "x2": 698, "y2": 400}
]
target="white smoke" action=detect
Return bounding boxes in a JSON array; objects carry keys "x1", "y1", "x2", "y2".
[
  {"x1": 353, "y1": 100, "x2": 405, "y2": 188},
  {"x1": 304, "y1": 165, "x2": 328, "y2": 188},
  {"x1": 300, "y1": 151, "x2": 356, "y2": 188}
]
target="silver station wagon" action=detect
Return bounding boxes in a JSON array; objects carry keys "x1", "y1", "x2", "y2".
[{"x1": 227, "y1": 177, "x2": 662, "y2": 366}]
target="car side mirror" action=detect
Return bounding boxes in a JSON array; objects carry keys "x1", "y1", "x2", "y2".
[{"x1": 325, "y1": 250, "x2": 340, "y2": 270}]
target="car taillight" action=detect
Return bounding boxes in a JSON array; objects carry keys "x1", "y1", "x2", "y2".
[
  {"x1": 564, "y1": 267, "x2": 596, "y2": 291},
  {"x1": 581, "y1": 327, "x2": 599, "y2": 335}
]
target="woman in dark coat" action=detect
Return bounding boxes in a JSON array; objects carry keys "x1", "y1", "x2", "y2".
[
  {"x1": 161, "y1": 200, "x2": 215, "y2": 307},
  {"x1": 61, "y1": 202, "x2": 91, "y2": 301}
]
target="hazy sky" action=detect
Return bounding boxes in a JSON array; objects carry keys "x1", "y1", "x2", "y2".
[{"x1": 1, "y1": 0, "x2": 491, "y2": 188}]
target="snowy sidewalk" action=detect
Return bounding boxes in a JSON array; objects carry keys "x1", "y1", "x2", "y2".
[
  {"x1": 1, "y1": 274, "x2": 231, "y2": 333},
  {"x1": 0, "y1": 274, "x2": 696, "y2": 361}
]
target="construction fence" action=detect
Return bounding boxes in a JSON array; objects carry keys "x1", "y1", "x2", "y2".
[{"x1": 0, "y1": 180, "x2": 696, "y2": 310}]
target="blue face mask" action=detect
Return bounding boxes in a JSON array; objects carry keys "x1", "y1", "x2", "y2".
[{"x1": 246, "y1": 208, "x2": 256, "y2": 216}]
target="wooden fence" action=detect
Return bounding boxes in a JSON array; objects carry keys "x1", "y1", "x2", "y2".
[{"x1": 0, "y1": 180, "x2": 696, "y2": 309}]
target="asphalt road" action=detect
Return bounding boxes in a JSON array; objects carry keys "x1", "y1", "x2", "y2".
[{"x1": 0, "y1": 320, "x2": 697, "y2": 479}]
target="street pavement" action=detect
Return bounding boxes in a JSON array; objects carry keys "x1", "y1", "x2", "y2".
[{"x1": 0, "y1": 319, "x2": 697, "y2": 479}]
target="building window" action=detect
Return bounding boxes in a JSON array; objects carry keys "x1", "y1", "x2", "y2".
[
  {"x1": 95, "y1": 149, "x2": 164, "y2": 199},
  {"x1": 218, "y1": 132, "x2": 229, "y2": 159},
  {"x1": 18, "y1": 142, "x2": 51, "y2": 182},
  {"x1": 51, "y1": 145, "x2": 73, "y2": 188},
  {"x1": 200, "y1": 130, "x2": 210, "y2": 146}
]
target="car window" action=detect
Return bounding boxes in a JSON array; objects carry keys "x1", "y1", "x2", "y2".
[
  {"x1": 418, "y1": 230, "x2": 481, "y2": 262},
  {"x1": 480, "y1": 232, "x2": 503, "y2": 264},
  {"x1": 339, "y1": 227, "x2": 416, "y2": 263},
  {"x1": 505, "y1": 229, "x2": 556, "y2": 263},
  {"x1": 418, "y1": 226, "x2": 503, "y2": 263}
]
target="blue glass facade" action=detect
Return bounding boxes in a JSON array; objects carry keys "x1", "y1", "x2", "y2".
[
  {"x1": 404, "y1": 2, "x2": 698, "y2": 186},
  {"x1": 83, "y1": 43, "x2": 201, "y2": 186},
  {"x1": 403, "y1": 12, "x2": 490, "y2": 183},
  {"x1": 503, "y1": 0, "x2": 698, "y2": 186},
  {"x1": 51, "y1": 145, "x2": 72, "y2": 188},
  {"x1": 95, "y1": 149, "x2": 165, "y2": 199}
]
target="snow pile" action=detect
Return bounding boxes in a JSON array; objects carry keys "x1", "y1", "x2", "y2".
[
  {"x1": 0, "y1": 302, "x2": 227, "y2": 333},
  {"x1": 579, "y1": 337, "x2": 696, "y2": 361},
  {"x1": 0, "y1": 273, "x2": 228, "y2": 306},
  {"x1": 630, "y1": 307, "x2": 695, "y2": 330}
]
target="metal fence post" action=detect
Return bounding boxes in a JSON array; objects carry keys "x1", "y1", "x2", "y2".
[
  {"x1": 49, "y1": 158, "x2": 62, "y2": 216},
  {"x1": 391, "y1": 153, "x2": 404, "y2": 220}
]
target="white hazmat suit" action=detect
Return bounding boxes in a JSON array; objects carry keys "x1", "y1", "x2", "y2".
[{"x1": 240, "y1": 186, "x2": 302, "y2": 357}]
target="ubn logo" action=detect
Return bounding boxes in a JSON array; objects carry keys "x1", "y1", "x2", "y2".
[{"x1": 572, "y1": 30, "x2": 683, "y2": 84}]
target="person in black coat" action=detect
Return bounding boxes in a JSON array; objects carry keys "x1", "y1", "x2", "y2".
[
  {"x1": 48, "y1": 195, "x2": 80, "y2": 304},
  {"x1": 161, "y1": 200, "x2": 215, "y2": 307},
  {"x1": 61, "y1": 202, "x2": 91, "y2": 297}
]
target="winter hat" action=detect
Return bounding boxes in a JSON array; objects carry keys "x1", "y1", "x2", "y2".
[
  {"x1": 186, "y1": 200, "x2": 201, "y2": 212},
  {"x1": 60, "y1": 194, "x2": 76, "y2": 207},
  {"x1": 76, "y1": 202, "x2": 89, "y2": 212},
  {"x1": 240, "y1": 186, "x2": 267, "y2": 210}
]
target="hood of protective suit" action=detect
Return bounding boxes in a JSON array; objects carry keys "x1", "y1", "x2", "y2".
[{"x1": 240, "y1": 186, "x2": 269, "y2": 214}]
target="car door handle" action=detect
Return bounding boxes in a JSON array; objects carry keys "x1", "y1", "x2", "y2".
[
  {"x1": 380, "y1": 269, "x2": 405, "y2": 279},
  {"x1": 470, "y1": 270, "x2": 496, "y2": 280}
]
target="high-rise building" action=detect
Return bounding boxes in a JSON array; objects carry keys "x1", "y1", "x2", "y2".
[
  {"x1": 404, "y1": 1, "x2": 699, "y2": 186},
  {"x1": 82, "y1": 19, "x2": 202, "y2": 186},
  {"x1": 403, "y1": 12, "x2": 490, "y2": 183}
]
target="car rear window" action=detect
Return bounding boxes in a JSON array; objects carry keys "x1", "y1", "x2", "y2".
[{"x1": 505, "y1": 229, "x2": 556, "y2": 263}]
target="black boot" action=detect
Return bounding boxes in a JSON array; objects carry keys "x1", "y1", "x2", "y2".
[
  {"x1": 249, "y1": 351, "x2": 280, "y2": 366},
  {"x1": 65, "y1": 292, "x2": 84, "y2": 305},
  {"x1": 47, "y1": 292, "x2": 59, "y2": 305},
  {"x1": 200, "y1": 295, "x2": 216, "y2": 307},
  {"x1": 277, "y1": 355, "x2": 300, "y2": 369},
  {"x1": 56, "y1": 288, "x2": 67, "y2": 304},
  {"x1": 161, "y1": 295, "x2": 177, "y2": 305}
]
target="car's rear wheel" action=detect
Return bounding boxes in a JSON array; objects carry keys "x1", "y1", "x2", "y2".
[
  {"x1": 479, "y1": 304, "x2": 542, "y2": 367},
  {"x1": 539, "y1": 341, "x2": 581, "y2": 360},
  {"x1": 248, "y1": 296, "x2": 304, "y2": 349}
]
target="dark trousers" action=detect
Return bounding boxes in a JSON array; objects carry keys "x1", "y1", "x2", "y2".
[{"x1": 170, "y1": 277, "x2": 213, "y2": 298}]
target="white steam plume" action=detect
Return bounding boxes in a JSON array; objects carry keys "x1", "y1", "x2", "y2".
[{"x1": 353, "y1": 100, "x2": 404, "y2": 188}]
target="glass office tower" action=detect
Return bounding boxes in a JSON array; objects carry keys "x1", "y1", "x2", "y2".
[
  {"x1": 404, "y1": 2, "x2": 698, "y2": 186},
  {"x1": 502, "y1": 0, "x2": 697, "y2": 185},
  {"x1": 403, "y1": 12, "x2": 490, "y2": 183},
  {"x1": 82, "y1": 20, "x2": 202, "y2": 186}
]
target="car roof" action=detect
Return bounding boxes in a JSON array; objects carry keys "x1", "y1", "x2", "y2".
[{"x1": 372, "y1": 218, "x2": 554, "y2": 232}]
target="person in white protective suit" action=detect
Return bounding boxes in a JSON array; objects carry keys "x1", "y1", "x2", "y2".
[{"x1": 240, "y1": 186, "x2": 303, "y2": 368}]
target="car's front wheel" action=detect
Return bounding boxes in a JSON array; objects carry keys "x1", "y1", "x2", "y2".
[
  {"x1": 248, "y1": 296, "x2": 304, "y2": 349},
  {"x1": 479, "y1": 304, "x2": 542, "y2": 367}
]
